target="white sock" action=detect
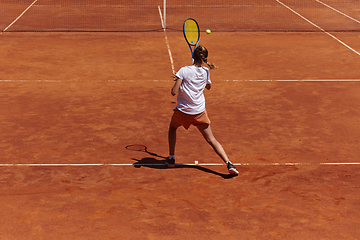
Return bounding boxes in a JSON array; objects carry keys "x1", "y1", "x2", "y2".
[{"x1": 169, "y1": 155, "x2": 175, "y2": 159}]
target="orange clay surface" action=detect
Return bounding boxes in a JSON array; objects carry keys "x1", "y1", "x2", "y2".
[{"x1": 1, "y1": 31, "x2": 360, "y2": 239}]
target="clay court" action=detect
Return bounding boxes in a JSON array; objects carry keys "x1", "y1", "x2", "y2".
[{"x1": 1, "y1": 0, "x2": 360, "y2": 239}]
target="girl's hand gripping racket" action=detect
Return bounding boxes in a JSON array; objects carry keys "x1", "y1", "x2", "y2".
[{"x1": 183, "y1": 18, "x2": 200, "y2": 58}]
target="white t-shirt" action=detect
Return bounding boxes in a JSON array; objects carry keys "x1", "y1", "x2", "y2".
[{"x1": 175, "y1": 65, "x2": 211, "y2": 115}]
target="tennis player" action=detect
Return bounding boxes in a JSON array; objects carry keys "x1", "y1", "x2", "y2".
[{"x1": 167, "y1": 45, "x2": 239, "y2": 175}]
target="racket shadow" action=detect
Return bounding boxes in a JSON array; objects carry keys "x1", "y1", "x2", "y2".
[{"x1": 131, "y1": 157, "x2": 236, "y2": 179}]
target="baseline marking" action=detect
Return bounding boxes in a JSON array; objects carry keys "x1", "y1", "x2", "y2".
[
  {"x1": 226, "y1": 79, "x2": 360, "y2": 82},
  {"x1": 1, "y1": 0, "x2": 38, "y2": 34},
  {"x1": 2, "y1": 79, "x2": 360, "y2": 83},
  {"x1": 158, "y1": 5, "x2": 175, "y2": 74},
  {"x1": 0, "y1": 80, "x2": 62, "y2": 82},
  {"x1": 276, "y1": 0, "x2": 360, "y2": 56},
  {"x1": 0, "y1": 163, "x2": 358, "y2": 167},
  {"x1": 315, "y1": 0, "x2": 360, "y2": 24}
]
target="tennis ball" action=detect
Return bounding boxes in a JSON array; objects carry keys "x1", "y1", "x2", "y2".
[{"x1": 206, "y1": 29, "x2": 211, "y2": 34}]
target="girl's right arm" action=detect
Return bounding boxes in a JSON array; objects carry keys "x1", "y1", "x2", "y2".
[{"x1": 171, "y1": 74, "x2": 183, "y2": 96}]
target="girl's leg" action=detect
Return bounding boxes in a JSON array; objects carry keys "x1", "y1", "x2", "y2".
[
  {"x1": 168, "y1": 120, "x2": 181, "y2": 157},
  {"x1": 196, "y1": 124, "x2": 229, "y2": 163},
  {"x1": 168, "y1": 125, "x2": 177, "y2": 156},
  {"x1": 167, "y1": 123, "x2": 180, "y2": 167}
]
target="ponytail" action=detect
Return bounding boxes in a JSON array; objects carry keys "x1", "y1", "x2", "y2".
[{"x1": 193, "y1": 45, "x2": 218, "y2": 69}]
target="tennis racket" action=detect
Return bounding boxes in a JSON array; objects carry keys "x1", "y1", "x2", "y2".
[{"x1": 183, "y1": 18, "x2": 200, "y2": 57}]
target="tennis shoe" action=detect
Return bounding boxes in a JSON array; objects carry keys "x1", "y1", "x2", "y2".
[
  {"x1": 227, "y1": 161, "x2": 239, "y2": 175},
  {"x1": 165, "y1": 157, "x2": 175, "y2": 167}
]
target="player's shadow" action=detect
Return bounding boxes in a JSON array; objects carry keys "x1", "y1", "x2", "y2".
[
  {"x1": 131, "y1": 157, "x2": 236, "y2": 179},
  {"x1": 126, "y1": 144, "x2": 236, "y2": 179}
]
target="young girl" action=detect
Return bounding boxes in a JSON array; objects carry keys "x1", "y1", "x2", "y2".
[{"x1": 167, "y1": 45, "x2": 239, "y2": 175}]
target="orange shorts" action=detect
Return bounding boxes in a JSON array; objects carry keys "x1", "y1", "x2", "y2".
[{"x1": 170, "y1": 108, "x2": 211, "y2": 130}]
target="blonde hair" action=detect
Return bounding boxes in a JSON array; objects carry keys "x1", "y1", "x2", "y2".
[{"x1": 193, "y1": 45, "x2": 217, "y2": 69}]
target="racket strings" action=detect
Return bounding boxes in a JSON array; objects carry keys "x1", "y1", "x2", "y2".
[{"x1": 184, "y1": 19, "x2": 200, "y2": 46}]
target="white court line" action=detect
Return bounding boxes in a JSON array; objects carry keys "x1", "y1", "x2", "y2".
[
  {"x1": 0, "y1": 162, "x2": 359, "y2": 167},
  {"x1": 276, "y1": 0, "x2": 360, "y2": 56},
  {"x1": 315, "y1": 0, "x2": 360, "y2": 24},
  {"x1": 0, "y1": 80, "x2": 62, "y2": 82},
  {"x1": 227, "y1": 79, "x2": 360, "y2": 82},
  {"x1": 158, "y1": 5, "x2": 175, "y2": 74},
  {"x1": 1, "y1": 0, "x2": 38, "y2": 34},
  {"x1": 2, "y1": 79, "x2": 360, "y2": 83}
]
